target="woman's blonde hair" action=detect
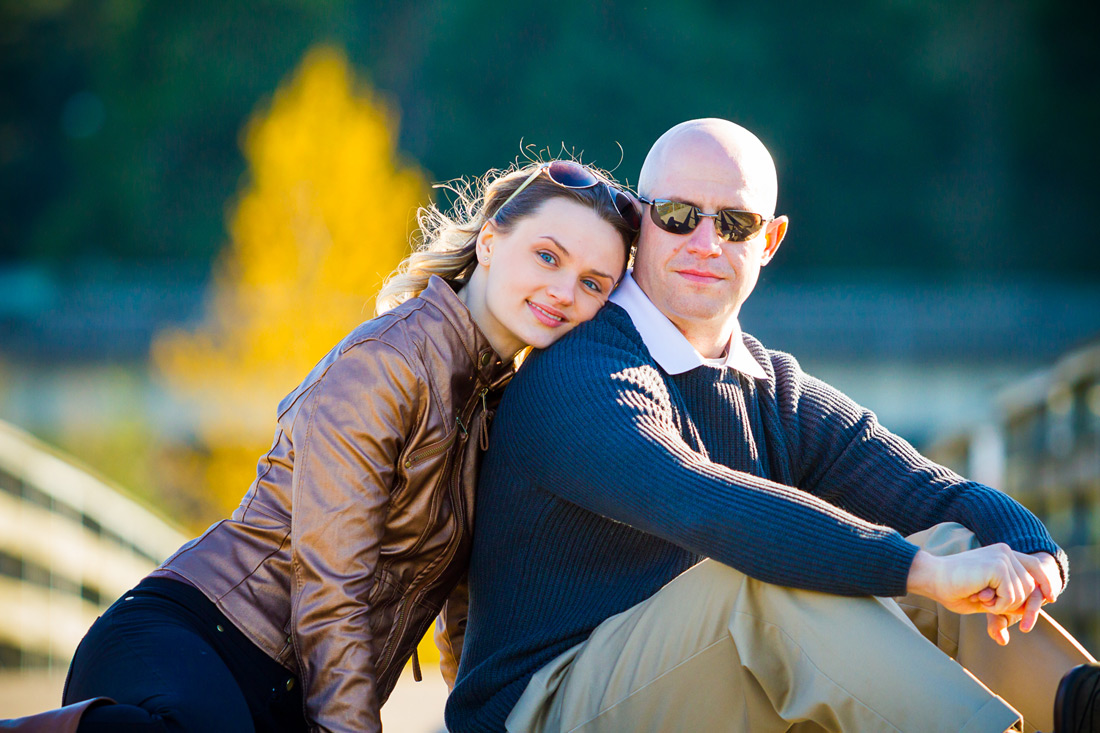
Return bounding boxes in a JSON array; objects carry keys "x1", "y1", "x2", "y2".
[{"x1": 375, "y1": 160, "x2": 636, "y2": 315}]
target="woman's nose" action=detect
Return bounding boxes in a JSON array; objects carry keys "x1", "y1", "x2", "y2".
[{"x1": 546, "y1": 278, "x2": 574, "y2": 306}]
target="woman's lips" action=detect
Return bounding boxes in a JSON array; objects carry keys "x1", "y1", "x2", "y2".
[{"x1": 528, "y1": 301, "x2": 566, "y2": 327}]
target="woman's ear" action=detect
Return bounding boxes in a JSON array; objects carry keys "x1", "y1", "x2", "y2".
[{"x1": 475, "y1": 220, "x2": 496, "y2": 267}]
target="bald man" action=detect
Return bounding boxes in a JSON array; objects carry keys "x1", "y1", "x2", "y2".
[{"x1": 444, "y1": 120, "x2": 1096, "y2": 733}]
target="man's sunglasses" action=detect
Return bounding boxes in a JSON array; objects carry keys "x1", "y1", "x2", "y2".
[
  {"x1": 640, "y1": 198, "x2": 772, "y2": 242},
  {"x1": 496, "y1": 161, "x2": 642, "y2": 231}
]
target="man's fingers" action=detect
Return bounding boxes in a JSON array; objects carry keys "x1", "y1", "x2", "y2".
[
  {"x1": 1016, "y1": 552, "x2": 1054, "y2": 604},
  {"x1": 1020, "y1": 588, "x2": 1044, "y2": 633},
  {"x1": 1007, "y1": 551, "x2": 1037, "y2": 602},
  {"x1": 984, "y1": 547, "x2": 1035, "y2": 614},
  {"x1": 1025, "y1": 551, "x2": 1062, "y2": 603},
  {"x1": 975, "y1": 587, "x2": 996, "y2": 605},
  {"x1": 986, "y1": 613, "x2": 1010, "y2": 646},
  {"x1": 987, "y1": 551, "x2": 1023, "y2": 613}
]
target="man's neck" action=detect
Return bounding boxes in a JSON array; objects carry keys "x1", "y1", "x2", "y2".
[
  {"x1": 610, "y1": 271, "x2": 766, "y2": 379},
  {"x1": 667, "y1": 315, "x2": 737, "y2": 360}
]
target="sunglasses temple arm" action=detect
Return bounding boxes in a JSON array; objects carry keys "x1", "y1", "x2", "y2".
[{"x1": 495, "y1": 165, "x2": 546, "y2": 217}]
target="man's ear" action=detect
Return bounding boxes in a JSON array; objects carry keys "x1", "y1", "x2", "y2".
[
  {"x1": 475, "y1": 220, "x2": 496, "y2": 266},
  {"x1": 761, "y1": 215, "x2": 788, "y2": 266}
]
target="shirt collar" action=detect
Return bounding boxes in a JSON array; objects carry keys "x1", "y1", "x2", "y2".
[{"x1": 609, "y1": 270, "x2": 767, "y2": 379}]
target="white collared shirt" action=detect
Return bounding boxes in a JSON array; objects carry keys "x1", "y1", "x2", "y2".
[{"x1": 609, "y1": 270, "x2": 767, "y2": 379}]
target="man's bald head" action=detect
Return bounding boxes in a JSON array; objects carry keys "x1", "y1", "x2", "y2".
[
  {"x1": 631, "y1": 119, "x2": 788, "y2": 358},
  {"x1": 638, "y1": 119, "x2": 779, "y2": 217}
]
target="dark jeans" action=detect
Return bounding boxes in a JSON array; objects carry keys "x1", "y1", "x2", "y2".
[{"x1": 63, "y1": 577, "x2": 307, "y2": 733}]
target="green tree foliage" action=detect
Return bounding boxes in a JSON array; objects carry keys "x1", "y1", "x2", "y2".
[
  {"x1": 2, "y1": 0, "x2": 1098, "y2": 275},
  {"x1": 1, "y1": 1, "x2": 363, "y2": 263}
]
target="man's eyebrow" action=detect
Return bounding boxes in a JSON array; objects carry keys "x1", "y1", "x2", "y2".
[
  {"x1": 541, "y1": 236, "x2": 616, "y2": 282},
  {"x1": 654, "y1": 196, "x2": 702, "y2": 209},
  {"x1": 661, "y1": 195, "x2": 752, "y2": 210}
]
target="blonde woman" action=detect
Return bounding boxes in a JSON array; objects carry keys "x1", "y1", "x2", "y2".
[{"x1": 42, "y1": 161, "x2": 639, "y2": 733}]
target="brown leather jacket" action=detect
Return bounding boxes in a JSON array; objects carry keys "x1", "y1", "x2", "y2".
[{"x1": 149, "y1": 276, "x2": 512, "y2": 732}]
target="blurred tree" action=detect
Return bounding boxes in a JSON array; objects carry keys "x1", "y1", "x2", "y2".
[
  {"x1": 4, "y1": 0, "x2": 1098, "y2": 277},
  {"x1": 151, "y1": 44, "x2": 425, "y2": 520},
  {"x1": 0, "y1": 0, "x2": 363, "y2": 265}
]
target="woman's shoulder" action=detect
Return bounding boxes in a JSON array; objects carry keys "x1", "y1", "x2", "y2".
[
  {"x1": 337, "y1": 303, "x2": 424, "y2": 356},
  {"x1": 276, "y1": 308, "x2": 430, "y2": 420},
  {"x1": 349, "y1": 279, "x2": 480, "y2": 355},
  {"x1": 303, "y1": 285, "x2": 484, "y2": 396}
]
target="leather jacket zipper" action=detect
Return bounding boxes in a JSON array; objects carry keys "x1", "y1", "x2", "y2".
[
  {"x1": 403, "y1": 428, "x2": 457, "y2": 469},
  {"x1": 375, "y1": 388, "x2": 488, "y2": 684}
]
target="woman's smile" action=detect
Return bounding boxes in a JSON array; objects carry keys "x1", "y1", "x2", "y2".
[{"x1": 527, "y1": 300, "x2": 567, "y2": 326}]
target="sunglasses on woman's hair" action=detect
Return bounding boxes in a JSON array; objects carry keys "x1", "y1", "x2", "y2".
[
  {"x1": 640, "y1": 198, "x2": 772, "y2": 242},
  {"x1": 496, "y1": 161, "x2": 642, "y2": 231}
]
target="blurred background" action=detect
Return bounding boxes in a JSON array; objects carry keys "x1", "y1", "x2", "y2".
[{"x1": 1, "y1": 0, "x2": 1098, "y2": 728}]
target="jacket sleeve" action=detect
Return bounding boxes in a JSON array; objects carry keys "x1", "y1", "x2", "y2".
[
  {"x1": 287, "y1": 338, "x2": 422, "y2": 733},
  {"x1": 434, "y1": 574, "x2": 469, "y2": 690}
]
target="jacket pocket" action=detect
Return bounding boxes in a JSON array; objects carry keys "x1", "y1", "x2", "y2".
[
  {"x1": 391, "y1": 422, "x2": 459, "y2": 503},
  {"x1": 402, "y1": 423, "x2": 458, "y2": 470}
]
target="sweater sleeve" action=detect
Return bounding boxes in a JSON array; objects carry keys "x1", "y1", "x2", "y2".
[
  {"x1": 502, "y1": 324, "x2": 920, "y2": 597},
  {"x1": 771, "y1": 350, "x2": 1068, "y2": 585}
]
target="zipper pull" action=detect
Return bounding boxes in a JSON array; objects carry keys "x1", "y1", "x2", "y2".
[
  {"x1": 411, "y1": 648, "x2": 422, "y2": 682},
  {"x1": 476, "y1": 389, "x2": 494, "y2": 450}
]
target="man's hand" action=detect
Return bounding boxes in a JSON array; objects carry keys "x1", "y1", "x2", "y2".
[
  {"x1": 970, "y1": 551, "x2": 1061, "y2": 644},
  {"x1": 907, "y1": 545, "x2": 1055, "y2": 644}
]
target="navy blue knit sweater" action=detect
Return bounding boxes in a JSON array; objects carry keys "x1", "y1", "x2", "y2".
[{"x1": 445, "y1": 304, "x2": 1065, "y2": 732}]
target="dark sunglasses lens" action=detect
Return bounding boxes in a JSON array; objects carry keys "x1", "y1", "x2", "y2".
[
  {"x1": 717, "y1": 210, "x2": 765, "y2": 241},
  {"x1": 546, "y1": 160, "x2": 599, "y2": 189},
  {"x1": 613, "y1": 190, "x2": 642, "y2": 230},
  {"x1": 651, "y1": 201, "x2": 698, "y2": 234}
]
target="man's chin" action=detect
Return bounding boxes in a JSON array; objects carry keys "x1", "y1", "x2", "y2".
[{"x1": 664, "y1": 300, "x2": 733, "y2": 324}]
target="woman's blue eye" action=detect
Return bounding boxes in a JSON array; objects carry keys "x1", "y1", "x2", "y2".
[
  {"x1": 538, "y1": 251, "x2": 557, "y2": 265},
  {"x1": 582, "y1": 279, "x2": 602, "y2": 293}
]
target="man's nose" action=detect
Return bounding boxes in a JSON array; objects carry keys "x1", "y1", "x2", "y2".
[{"x1": 684, "y1": 217, "x2": 723, "y2": 256}]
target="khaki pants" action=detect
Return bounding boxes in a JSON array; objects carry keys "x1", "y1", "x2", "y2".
[{"x1": 507, "y1": 523, "x2": 1095, "y2": 733}]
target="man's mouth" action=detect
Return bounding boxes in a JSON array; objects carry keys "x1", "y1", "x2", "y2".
[
  {"x1": 676, "y1": 269, "x2": 723, "y2": 283},
  {"x1": 528, "y1": 301, "x2": 566, "y2": 326}
]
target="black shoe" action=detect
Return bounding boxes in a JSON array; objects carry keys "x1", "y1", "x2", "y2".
[{"x1": 1055, "y1": 663, "x2": 1100, "y2": 732}]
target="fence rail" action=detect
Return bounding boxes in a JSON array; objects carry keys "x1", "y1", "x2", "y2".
[
  {"x1": 927, "y1": 339, "x2": 1100, "y2": 652},
  {"x1": 0, "y1": 420, "x2": 187, "y2": 671}
]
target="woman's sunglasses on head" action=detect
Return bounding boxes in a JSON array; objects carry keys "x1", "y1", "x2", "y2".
[
  {"x1": 496, "y1": 161, "x2": 642, "y2": 231},
  {"x1": 640, "y1": 198, "x2": 772, "y2": 242}
]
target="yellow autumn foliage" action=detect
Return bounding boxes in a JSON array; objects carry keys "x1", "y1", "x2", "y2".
[
  {"x1": 153, "y1": 44, "x2": 449, "y2": 671},
  {"x1": 152, "y1": 45, "x2": 426, "y2": 518}
]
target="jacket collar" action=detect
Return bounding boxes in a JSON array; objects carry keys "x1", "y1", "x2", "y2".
[{"x1": 417, "y1": 275, "x2": 514, "y2": 388}]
